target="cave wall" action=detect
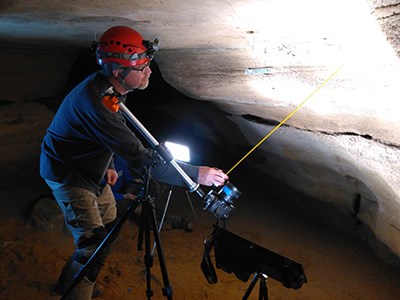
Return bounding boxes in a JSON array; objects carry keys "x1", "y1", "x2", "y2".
[{"x1": 1, "y1": 0, "x2": 400, "y2": 266}]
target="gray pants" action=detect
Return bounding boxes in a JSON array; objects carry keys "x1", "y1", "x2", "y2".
[{"x1": 46, "y1": 180, "x2": 117, "y2": 300}]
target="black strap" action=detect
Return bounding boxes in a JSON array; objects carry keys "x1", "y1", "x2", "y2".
[{"x1": 201, "y1": 234, "x2": 218, "y2": 284}]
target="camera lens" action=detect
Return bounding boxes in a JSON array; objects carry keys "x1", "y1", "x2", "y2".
[{"x1": 218, "y1": 182, "x2": 241, "y2": 204}]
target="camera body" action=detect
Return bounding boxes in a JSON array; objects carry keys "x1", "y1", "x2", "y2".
[{"x1": 203, "y1": 182, "x2": 241, "y2": 220}]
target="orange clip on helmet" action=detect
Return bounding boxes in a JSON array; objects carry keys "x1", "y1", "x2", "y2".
[{"x1": 95, "y1": 26, "x2": 159, "y2": 67}]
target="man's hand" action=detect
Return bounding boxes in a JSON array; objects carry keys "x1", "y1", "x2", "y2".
[
  {"x1": 106, "y1": 169, "x2": 118, "y2": 186},
  {"x1": 123, "y1": 193, "x2": 138, "y2": 201},
  {"x1": 197, "y1": 166, "x2": 229, "y2": 187}
]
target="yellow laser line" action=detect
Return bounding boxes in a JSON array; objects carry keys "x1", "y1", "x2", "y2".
[{"x1": 226, "y1": 65, "x2": 343, "y2": 175}]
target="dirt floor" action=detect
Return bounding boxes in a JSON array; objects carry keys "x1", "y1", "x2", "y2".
[{"x1": 1, "y1": 177, "x2": 400, "y2": 300}]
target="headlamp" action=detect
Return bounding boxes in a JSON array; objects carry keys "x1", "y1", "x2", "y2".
[{"x1": 143, "y1": 39, "x2": 160, "y2": 60}]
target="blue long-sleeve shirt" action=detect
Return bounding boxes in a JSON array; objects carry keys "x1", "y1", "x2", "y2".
[
  {"x1": 40, "y1": 72, "x2": 199, "y2": 195},
  {"x1": 111, "y1": 156, "x2": 136, "y2": 201}
]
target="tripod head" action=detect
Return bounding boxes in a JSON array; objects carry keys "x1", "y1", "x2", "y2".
[{"x1": 203, "y1": 182, "x2": 241, "y2": 220}]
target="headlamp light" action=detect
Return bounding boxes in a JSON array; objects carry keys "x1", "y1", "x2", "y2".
[{"x1": 143, "y1": 39, "x2": 160, "y2": 60}]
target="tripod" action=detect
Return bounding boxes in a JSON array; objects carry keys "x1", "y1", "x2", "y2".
[
  {"x1": 242, "y1": 273, "x2": 269, "y2": 300},
  {"x1": 61, "y1": 164, "x2": 173, "y2": 300},
  {"x1": 136, "y1": 164, "x2": 173, "y2": 300}
]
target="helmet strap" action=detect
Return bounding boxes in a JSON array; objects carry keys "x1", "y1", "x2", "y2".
[{"x1": 115, "y1": 68, "x2": 136, "y2": 92}]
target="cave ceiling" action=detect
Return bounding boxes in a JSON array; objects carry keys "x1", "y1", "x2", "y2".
[{"x1": 1, "y1": 0, "x2": 400, "y2": 141}]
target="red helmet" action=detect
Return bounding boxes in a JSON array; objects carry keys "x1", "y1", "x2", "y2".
[{"x1": 95, "y1": 26, "x2": 159, "y2": 67}]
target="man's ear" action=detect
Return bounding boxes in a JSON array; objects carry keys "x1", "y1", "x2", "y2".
[{"x1": 112, "y1": 68, "x2": 121, "y2": 79}]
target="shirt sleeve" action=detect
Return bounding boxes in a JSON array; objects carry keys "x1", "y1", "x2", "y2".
[{"x1": 149, "y1": 161, "x2": 200, "y2": 187}]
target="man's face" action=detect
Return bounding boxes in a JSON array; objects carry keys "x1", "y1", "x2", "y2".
[{"x1": 124, "y1": 62, "x2": 152, "y2": 90}]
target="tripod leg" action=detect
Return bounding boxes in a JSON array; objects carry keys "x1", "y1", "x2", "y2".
[
  {"x1": 137, "y1": 209, "x2": 145, "y2": 251},
  {"x1": 151, "y1": 187, "x2": 173, "y2": 255},
  {"x1": 258, "y1": 275, "x2": 268, "y2": 300},
  {"x1": 143, "y1": 202, "x2": 154, "y2": 299},
  {"x1": 242, "y1": 273, "x2": 259, "y2": 300},
  {"x1": 148, "y1": 201, "x2": 173, "y2": 299},
  {"x1": 259, "y1": 275, "x2": 268, "y2": 300}
]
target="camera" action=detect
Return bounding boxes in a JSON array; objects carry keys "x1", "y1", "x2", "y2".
[{"x1": 203, "y1": 182, "x2": 241, "y2": 220}]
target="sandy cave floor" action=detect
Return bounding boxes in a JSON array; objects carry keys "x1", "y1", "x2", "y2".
[{"x1": 1, "y1": 180, "x2": 400, "y2": 300}]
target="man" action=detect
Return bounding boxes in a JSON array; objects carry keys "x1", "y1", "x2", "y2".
[{"x1": 40, "y1": 25, "x2": 228, "y2": 300}]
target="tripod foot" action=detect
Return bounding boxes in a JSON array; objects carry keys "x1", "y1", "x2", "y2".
[{"x1": 162, "y1": 285, "x2": 173, "y2": 298}]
